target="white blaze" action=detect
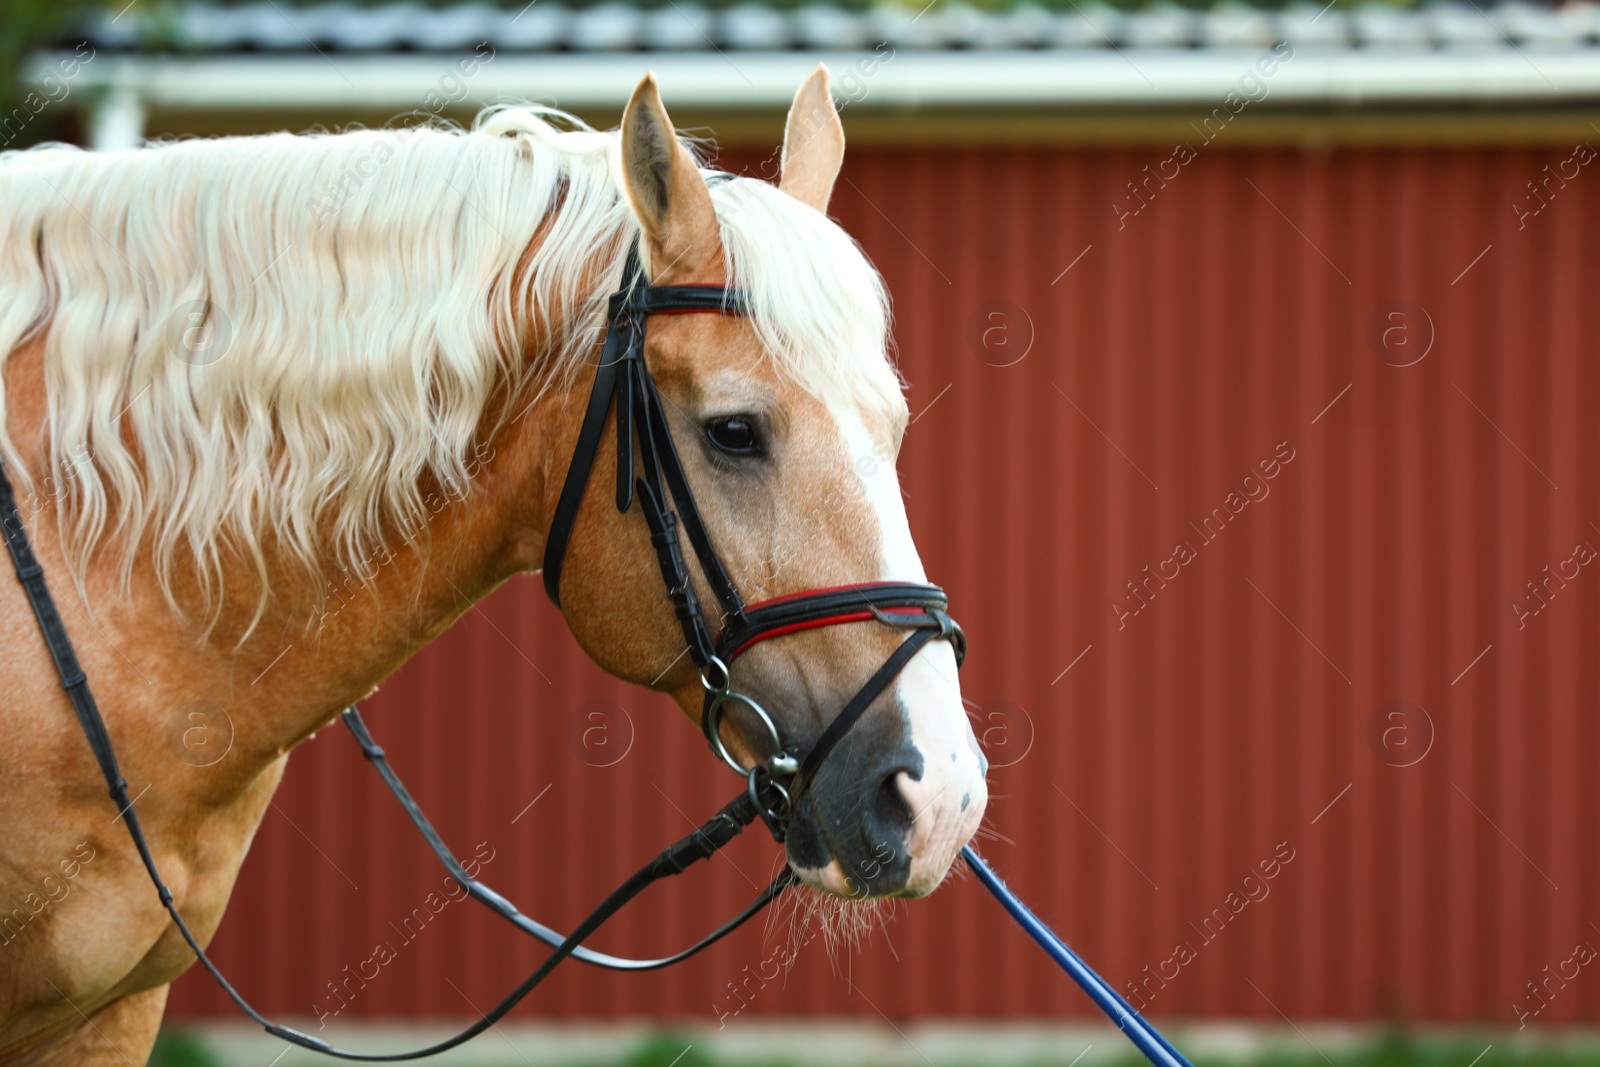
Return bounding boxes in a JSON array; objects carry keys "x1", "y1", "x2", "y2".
[{"x1": 831, "y1": 402, "x2": 988, "y2": 894}]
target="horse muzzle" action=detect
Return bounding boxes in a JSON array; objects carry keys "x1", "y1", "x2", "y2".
[{"x1": 783, "y1": 665, "x2": 988, "y2": 898}]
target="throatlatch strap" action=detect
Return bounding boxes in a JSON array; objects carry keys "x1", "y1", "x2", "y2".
[
  {"x1": 541, "y1": 241, "x2": 748, "y2": 646},
  {"x1": 542, "y1": 244, "x2": 642, "y2": 607}
]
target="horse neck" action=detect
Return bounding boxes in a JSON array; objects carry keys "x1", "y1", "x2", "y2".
[
  {"x1": 197, "y1": 401, "x2": 560, "y2": 770},
  {"x1": 0, "y1": 244, "x2": 589, "y2": 807},
  {"x1": 5, "y1": 329, "x2": 564, "y2": 794}
]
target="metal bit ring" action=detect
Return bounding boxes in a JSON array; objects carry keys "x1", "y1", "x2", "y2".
[{"x1": 705, "y1": 688, "x2": 792, "y2": 778}]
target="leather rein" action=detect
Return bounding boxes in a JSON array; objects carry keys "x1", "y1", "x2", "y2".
[{"x1": 0, "y1": 236, "x2": 964, "y2": 1060}]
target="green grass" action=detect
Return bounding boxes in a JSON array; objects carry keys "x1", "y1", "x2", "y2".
[
  {"x1": 1104, "y1": 1034, "x2": 1600, "y2": 1067},
  {"x1": 149, "y1": 1029, "x2": 227, "y2": 1067},
  {"x1": 605, "y1": 1029, "x2": 1600, "y2": 1067},
  {"x1": 149, "y1": 1028, "x2": 1600, "y2": 1067}
]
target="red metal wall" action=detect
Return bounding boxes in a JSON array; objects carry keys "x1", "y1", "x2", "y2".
[{"x1": 169, "y1": 143, "x2": 1600, "y2": 1025}]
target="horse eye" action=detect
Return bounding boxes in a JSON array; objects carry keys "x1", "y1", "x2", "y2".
[{"x1": 704, "y1": 416, "x2": 763, "y2": 457}]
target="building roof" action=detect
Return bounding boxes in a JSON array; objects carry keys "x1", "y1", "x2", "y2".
[
  {"x1": 78, "y1": 0, "x2": 1600, "y2": 55},
  {"x1": 26, "y1": 0, "x2": 1600, "y2": 150}
]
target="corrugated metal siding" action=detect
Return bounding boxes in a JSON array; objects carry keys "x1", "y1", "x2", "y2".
[{"x1": 168, "y1": 143, "x2": 1600, "y2": 1025}]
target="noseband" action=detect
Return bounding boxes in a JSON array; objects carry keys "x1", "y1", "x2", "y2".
[{"x1": 542, "y1": 238, "x2": 965, "y2": 838}]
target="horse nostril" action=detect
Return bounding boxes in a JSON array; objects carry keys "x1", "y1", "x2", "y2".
[
  {"x1": 878, "y1": 770, "x2": 911, "y2": 822},
  {"x1": 785, "y1": 751, "x2": 923, "y2": 897},
  {"x1": 860, "y1": 767, "x2": 915, "y2": 865}
]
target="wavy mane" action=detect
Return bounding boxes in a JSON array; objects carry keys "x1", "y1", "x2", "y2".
[{"x1": 0, "y1": 107, "x2": 899, "y2": 628}]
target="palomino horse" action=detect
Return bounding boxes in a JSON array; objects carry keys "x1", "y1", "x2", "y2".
[{"x1": 0, "y1": 68, "x2": 988, "y2": 1063}]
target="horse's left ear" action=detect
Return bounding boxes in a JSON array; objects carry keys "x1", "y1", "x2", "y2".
[
  {"x1": 620, "y1": 72, "x2": 721, "y2": 278},
  {"x1": 780, "y1": 64, "x2": 845, "y2": 214}
]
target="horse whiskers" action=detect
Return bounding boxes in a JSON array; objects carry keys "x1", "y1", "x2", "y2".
[
  {"x1": 760, "y1": 851, "x2": 800, "y2": 948},
  {"x1": 771, "y1": 881, "x2": 902, "y2": 970}
]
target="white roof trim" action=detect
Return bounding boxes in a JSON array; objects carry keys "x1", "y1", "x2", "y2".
[{"x1": 26, "y1": 49, "x2": 1600, "y2": 113}]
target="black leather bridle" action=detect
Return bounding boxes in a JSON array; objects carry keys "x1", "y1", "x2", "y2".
[
  {"x1": 0, "y1": 235, "x2": 964, "y2": 1061},
  {"x1": 541, "y1": 237, "x2": 965, "y2": 836}
]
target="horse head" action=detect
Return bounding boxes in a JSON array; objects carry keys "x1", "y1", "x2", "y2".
[{"x1": 546, "y1": 69, "x2": 988, "y2": 898}]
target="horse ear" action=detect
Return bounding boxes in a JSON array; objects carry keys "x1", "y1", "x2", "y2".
[
  {"x1": 620, "y1": 73, "x2": 720, "y2": 279},
  {"x1": 779, "y1": 64, "x2": 845, "y2": 213}
]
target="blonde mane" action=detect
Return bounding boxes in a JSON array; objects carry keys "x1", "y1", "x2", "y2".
[{"x1": 0, "y1": 107, "x2": 900, "y2": 627}]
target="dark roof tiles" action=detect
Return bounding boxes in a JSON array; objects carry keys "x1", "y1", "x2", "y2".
[{"x1": 83, "y1": 0, "x2": 1600, "y2": 54}]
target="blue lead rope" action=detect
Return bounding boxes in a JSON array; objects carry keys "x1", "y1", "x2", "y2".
[{"x1": 961, "y1": 846, "x2": 1195, "y2": 1067}]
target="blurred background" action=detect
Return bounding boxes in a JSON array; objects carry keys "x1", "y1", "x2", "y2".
[{"x1": 7, "y1": 0, "x2": 1600, "y2": 1064}]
